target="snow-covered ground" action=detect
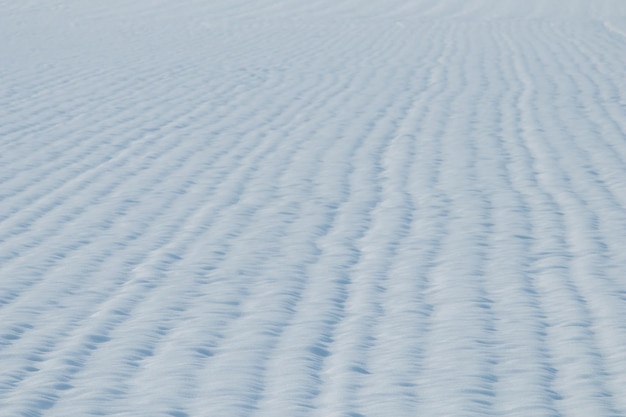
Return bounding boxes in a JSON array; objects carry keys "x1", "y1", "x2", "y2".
[{"x1": 1, "y1": 1, "x2": 626, "y2": 416}]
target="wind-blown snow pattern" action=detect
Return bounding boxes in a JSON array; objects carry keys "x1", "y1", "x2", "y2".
[{"x1": 1, "y1": 1, "x2": 626, "y2": 416}]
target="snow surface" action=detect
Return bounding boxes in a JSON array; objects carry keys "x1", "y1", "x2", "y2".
[{"x1": 1, "y1": 1, "x2": 626, "y2": 416}]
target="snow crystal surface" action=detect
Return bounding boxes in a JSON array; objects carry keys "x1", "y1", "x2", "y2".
[{"x1": 1, "y1": 1, "x2": 626, "y2": 416}]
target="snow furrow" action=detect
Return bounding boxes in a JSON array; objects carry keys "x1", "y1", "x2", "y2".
[
  {"x1": 509, "y1": 19, "x2": 623, "y2": 417},
  {"x1": 488, "y1": 22, "x2": 563, "y2": 417}
]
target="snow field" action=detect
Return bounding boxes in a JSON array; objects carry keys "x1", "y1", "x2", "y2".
[{"x1": 1, "y1": 1, "x2": 626, "y2": 416}]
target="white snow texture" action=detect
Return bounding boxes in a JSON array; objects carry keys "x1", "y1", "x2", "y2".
[{"x1": 1, "y1": 1, "x2": 626, "y2": 416}]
